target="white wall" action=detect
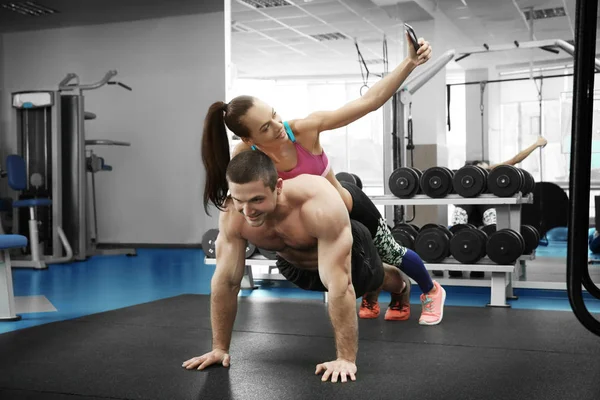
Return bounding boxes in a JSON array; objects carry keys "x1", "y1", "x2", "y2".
[{"x1": 1, "y1": 12, "x2": 225, "y2": 245}]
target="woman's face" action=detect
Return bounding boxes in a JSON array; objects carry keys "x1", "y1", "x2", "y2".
[{"x1": 241, "y1": 99, "x2": 287, "y2": 148}]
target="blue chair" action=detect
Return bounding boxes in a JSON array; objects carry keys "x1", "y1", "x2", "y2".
[
  {"x1": 0, "y1": 234, "x2": 28, "y2": 321},
  {"x1": 6, "y1": 155, "x2": 52, "y2": 270}
]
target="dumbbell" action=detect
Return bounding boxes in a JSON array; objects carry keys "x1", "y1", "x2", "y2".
[
  {"x1": 420, "y1": 167, "x2": 454, "y2": 198},
  {"x1": 520, "y1": 224, "x2": 540, "y2": 254},
  {"x1": 520, "y1": 169, "x2": 536, "y2": 196},
  {"x1": 414, "y1": 224, "x2": 453, "y2": 263},
  {"x1": 452, "y1": 165, "x2": 489, "y2": 198},
  {"x1": 202, "y1": 229, "x2": 257, "y2": 259},
  {"x1": 391, "y1": 224, "x2": 420, "y2": 250},
  {"x1": 388, "y1": 167, "x2": 422, "y2": 198},
  {"x1": 202, "y1": 229, "x2": 219, "y2": 258},
  {"x1": 246, "y1": 242, "x2": 257, "y2": 258},
  {"x1": 486, "y1": 228, "x2": 526, "y2": 264},
  {"x1": 487, "y1": 166, "x2": 536, "y2": 197},
  {"x1": 258, "y1": 247, "x2": 278, "y2": 260},
  {"x1": 336, "y1": 172, "x2": 363, "y2": 189},
  {"x1": 449, "y1": 224, "x2": 488, "y2": 264}
]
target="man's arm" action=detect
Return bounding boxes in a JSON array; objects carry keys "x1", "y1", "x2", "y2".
[
  {"x1": 302, "y1": 190, "x2": 357, "y2": 362},
  {"x1": 210, "y1": 210, "x2": 248, "y2": 352}
]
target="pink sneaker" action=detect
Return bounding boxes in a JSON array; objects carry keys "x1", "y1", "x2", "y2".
[{"x1": 418, "y1": 281, "x2": 446, "y2": 326}]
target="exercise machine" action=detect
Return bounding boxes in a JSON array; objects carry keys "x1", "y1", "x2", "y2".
[
  {"x1": 9, "y1": 70, "x2": 135, "y2": 263},
  {"x1": 10, "y1": 91, "x2": 73, "y2": 268},
  {"x1": 58, "y1": 70, "x2": 135, "y2": 259}
]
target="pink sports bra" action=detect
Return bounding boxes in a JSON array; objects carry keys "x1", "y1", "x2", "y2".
[{"x1": 253, "y1": 121, "x2": 330, "y2": 180}]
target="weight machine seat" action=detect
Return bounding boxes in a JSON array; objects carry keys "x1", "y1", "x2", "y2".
[
  {"x1": 0, "y1": 234, "x2": 27, "y2": 249},
  {"x1": 12, "y1": 198, "x2": 52, "y2": 208}
]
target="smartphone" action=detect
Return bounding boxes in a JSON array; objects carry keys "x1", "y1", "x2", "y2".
[{"x1": 404, "y1": 23, "x2": 420, "y2": 52}]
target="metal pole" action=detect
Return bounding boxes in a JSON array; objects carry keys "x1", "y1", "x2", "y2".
[{"x1": 567, "y1": 0, "x2": 600, "y2": 336}]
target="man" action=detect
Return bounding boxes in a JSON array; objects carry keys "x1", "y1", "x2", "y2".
[{"x1": 183, "y1": 150, "x2": 410, "y2": 383}]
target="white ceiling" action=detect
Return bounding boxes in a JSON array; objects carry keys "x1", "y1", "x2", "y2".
[
  {"x1": 230, "y1": 0, "x2": 589, "y2": 79},
  {"x1": 0, "y1": 0, "x2": 596, "y2": 80}
]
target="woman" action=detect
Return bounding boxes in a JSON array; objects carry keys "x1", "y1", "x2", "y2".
[{"x1": 201, "y1": 33, "x2": 445, "y2": 326}]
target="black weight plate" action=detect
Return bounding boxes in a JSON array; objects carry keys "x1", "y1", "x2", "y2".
[
  {"x1": 473, "y1": 228, "x2": 489, "y2": 259},
  {"x1": 486, "y1": 229, "x2": 525, "y2": 264},
  {"x1": 415, "y1": 228, "x2": 451, "y2": 263},
  {"x1": 420, "y1": 167, "x2": 453, "y2": 198},
  {"x1": 487, "y1": 165, "x2": 524, "y2": 197},
  {"x1": 446, "y1": 168, "x2": 457, "y2": 194},
  {"x1": 520, "y1": 225, "x2": 539, "y2": 254},
  {"x1": 389, "y1": 167, "x2": 420, "y2": 198},
  {"x1": 258, "y1": 247, "x2": 278, "y2": 260},
  {"x1": 392, "y1": 229, "x2": 415, "y2": 250},
  {"x1": 246, "y1": 242, "x2": 257, "y2": 258},
  {"x1": 393, "y1": 224, "x2": 419, "y2": 240},
  {"x1": 477, "y1": 166, "x2": 490, "y2": 192},
  {"x1": 410, "y1": 224, "x2": 420, "y2": 232},
  {"x1": 413, "y1": 169, "x2": 423, "y2": 194},
  {"x1": 351, "y1": 173, "x2": 363, "y2": 189},
  {"x1": 422, "y1": 224, "x2": 454, "y2": 241},
  {"x1": 481, "y1": 224, "x2": 496, "y2": 236},
  {"x1": 520, "y1": 169, "x2": 535, "y2": 195},
  {"x1": 336, "y1": 172, "x2": 357, "y2": 186},
  {"x1": 449, "y1": 223, "x2": 476, "y2": 235},
  {"x1": 201, "y1": 229, "x2": 219, "y2": 258},
  {"x1": 453, "y1": 165, "x2": 487, "y2": 198},
  {"x1": 450, "y1": 229, "x2": 486, "y2": 264}
]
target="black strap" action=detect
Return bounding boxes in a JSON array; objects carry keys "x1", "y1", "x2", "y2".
[{"x1": 446, "y1": 84, "x2": 451, "y2": 131}]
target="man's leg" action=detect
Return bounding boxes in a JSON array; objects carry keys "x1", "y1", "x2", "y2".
[
  {"x1": 380, "y1": 264, "x2": 412, "y2": 321},
  {"x1": 340, "y1": 181, "x2": 445, "y2": 323}
]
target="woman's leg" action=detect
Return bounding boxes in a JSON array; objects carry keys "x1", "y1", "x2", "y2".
[{"x1": 340, "y1": 182, "x2": 446, "y2": 325}]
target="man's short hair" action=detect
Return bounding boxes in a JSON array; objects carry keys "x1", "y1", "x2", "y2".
[{"x1": 226, "y1": 150, "x2": 278, "y2": 191}]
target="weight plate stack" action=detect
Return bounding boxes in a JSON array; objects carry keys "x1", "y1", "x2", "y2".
[
  {"x1": 389, "y1": 167, "x2": 421, "y2": 198},
  {"x1": 487, "y1": 165, "x2": 525, "y2": 197},
  {"x1": 486, "y1": 229, "x2": 525, "y2": 264},
  {"x1": 481, "y1": 224, "x2": 497, "y2": 236},
  {"x1": 246, "y1": 242, "x2": 257, "y2": 258},
  {"x1": 519, "y1": 169, "x2": 536, "y2": 196},
  {"x1": 415, "y1": 225, "x2": 453, "y2": 263},
  {"x1": 391, "y1": 224, "x2": 419, "y2": 250},
  {"x1": 520, "y1": 225, "x2": 540, "y2": 254},
  {"x1": 450, "y1": 228, "x2": 488, "y2": 264},
  {"x1": 447, "y1": 168, "x2": 458, "y2": 194},
  {"x1": 449, "y1": 223, "x2": 477, "y2": 235},
  {"x1": 453, "y1": 165, "x2": 488, "y2": 198},
  {"x1": 420, "y1": 167, "x2": 454, "y2": 198},
  {"x1": 202, "y1": 229, "x2": 219, "y2": 258},
  {"x1": 351, "y1": 173, "x2": 363, "y2": 189},
  {"x1": 258, "y1": 248, "x2": 278, "y2": 260},
  {"x1": 336, "y1": 172, "x2": 357, "y2": 187}
]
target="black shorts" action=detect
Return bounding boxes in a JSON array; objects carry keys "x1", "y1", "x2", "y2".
[{"x1": 275, "y1": 219, "x2": 384, "y2": 298}]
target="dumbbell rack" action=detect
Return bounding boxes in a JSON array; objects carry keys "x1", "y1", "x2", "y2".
[
  {"x1": 204, "y1": 192, "x2": 533, "y2": 308},
  {"x1": 369, "y1": 192, "x2": 534, "y2": 307}
]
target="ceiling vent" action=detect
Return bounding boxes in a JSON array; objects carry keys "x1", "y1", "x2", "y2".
[
  {"x1": 523, "y1": 7, "x2": 566, "y2": 20},
  {"x1": 310, "y1": 32, "x2": 348, "y2": 41},
  {"x1": 1, "y1": 1, "x2": 58, "y2": 16},
  {"x1": 239, "y1": 0, "x2": 292, "y2": 8}
]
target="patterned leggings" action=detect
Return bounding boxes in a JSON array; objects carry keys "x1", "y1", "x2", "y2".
[{"x1": 341, "y1": 182, "x2": 434, "y2": 294}]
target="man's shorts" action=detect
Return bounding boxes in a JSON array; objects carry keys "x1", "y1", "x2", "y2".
[{"x1": 275, "y1": 219, "x2": 384, "y2": 298}]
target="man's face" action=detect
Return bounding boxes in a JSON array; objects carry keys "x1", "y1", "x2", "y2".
[{"x1": 229, "y1": 179, "x2": 281, "y2": 227}]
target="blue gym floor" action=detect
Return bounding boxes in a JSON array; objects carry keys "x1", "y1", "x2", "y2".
[{"x1": 2, "y1": 247, "x2": 600, "y2": 335}]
